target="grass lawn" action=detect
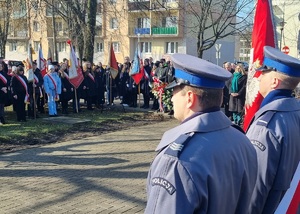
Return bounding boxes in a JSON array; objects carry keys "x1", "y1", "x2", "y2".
[{"x1": 0, "y1": 104, "x2": 152, "y2": 144}]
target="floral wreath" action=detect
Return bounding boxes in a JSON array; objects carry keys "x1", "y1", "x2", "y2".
[{"x1": 151, "y1": 77, "x2": 173, "y2": 112}]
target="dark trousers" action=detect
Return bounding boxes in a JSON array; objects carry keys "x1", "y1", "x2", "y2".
[{"x1": 15, "y1": 95, "x2": 26, "y2": 121}]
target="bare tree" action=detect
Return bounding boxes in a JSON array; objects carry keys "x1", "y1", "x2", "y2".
[
  {"x1": 183, "y1": 0, "x2": 254, "y2": 58},
  {"x1": 42, "y1": 0, "x2": 99, "y2": 63},
  {"x1": 0, "y1": 0, "x2": 13, "y2": 58}
]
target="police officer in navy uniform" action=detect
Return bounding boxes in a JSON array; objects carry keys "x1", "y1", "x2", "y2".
[
  {"x1": 246, "y1": 46, "x2": 300, "y2": 214},
  {"x1": 145, "y1": 54, "x2": 258, "y2": 214}
]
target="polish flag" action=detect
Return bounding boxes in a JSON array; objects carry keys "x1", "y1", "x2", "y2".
[{"x1": 243, "y1": 0, "x2": 276, "y2": 131}]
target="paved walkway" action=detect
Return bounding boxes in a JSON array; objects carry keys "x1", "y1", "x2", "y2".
[{"x1": 0, "y1": 117, "x2": 177, "y2": 214}]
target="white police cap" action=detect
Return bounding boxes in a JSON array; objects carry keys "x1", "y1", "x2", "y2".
[{"x1": 166, "y1": 54, "x2": 232, "y2": 89}]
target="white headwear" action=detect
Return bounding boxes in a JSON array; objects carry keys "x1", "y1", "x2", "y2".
[{"x1": 48, "y1": 65, "x2": 54, "y2": 70}]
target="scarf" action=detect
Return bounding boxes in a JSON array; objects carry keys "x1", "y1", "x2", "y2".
[
  {"x1": 260, "y1": 89, "x2": 293, "y2": 109},
  {"x1": 231, "y1": 72, "x2": 243, "y2": 93}
]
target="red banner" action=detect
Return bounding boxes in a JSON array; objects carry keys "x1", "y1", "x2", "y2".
[{"x1": 243, "y1": 0, "x2": 276, "y2": 131}]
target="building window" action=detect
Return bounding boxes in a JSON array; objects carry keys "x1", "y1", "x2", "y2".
[
  {"x1": 96, "y1": 42, "x2": 104, "y2": 52},
  {"x1": 95, "y1": 25, "x2": 102, "y2": 36},
  {"x1": 33, "y1": 21, "x2": 40, "y2": 32},
  {"x1": 109, "y1": 0, "x2": 117, "y2": 4},
  {"x1": 141, "y1": 42, "x2": 151, "y2": 53},
  {"x1": 137, "y1": 17, "x2": 150, "y2": 28},
  {"x1": 57, "y1": 42, "x2": 66, "y2": 52},
  {"x1": 33, "y1": 41, "x2": 40, "y2": 52},
  {"x1": 112, "y1": 42, "x2": 120, "y2": 53},
  {"x1": 10, "y1": 42, "x2": 17, "y2": 51},
  {"x1": 166, "y1": 42, "x2": 178, "y2": 54},
  {"x1": 162, "y1": 16, "x2": 177, "y2": 27},
  {"x1": 55, "y1": 21, "x2": 63, "y2": 31},
  {"x1": 110, "y1": 18, "x2": 118, "y2": 29}
]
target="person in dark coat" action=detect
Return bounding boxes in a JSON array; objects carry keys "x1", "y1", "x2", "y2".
[
  {"x1": 94, "y1": 62, "x2": 106, "y2": 108},
  {"x1": 140, "y1": 58, "x2": 151, "y2": 109},
  {"x1": 223, "y1": 62, "x2": 234, "y2": 119},
  {"x1": 27, "y1": 62, "x2": 44, "y2": 118},
  {"x1": 228, "y1": 63, "x2": 247, "y2": 126},
  {"x1": 59, "y1": 63, "x2": 74, "y2": 114},
  {"x1": 11, "y1": 66, "x2": 28, "y2": 122},
  {"x1": 119, "y1": 60, "x2": 131, "y2": 105},
  {"x1": 82, "y1": 62, "x2": 96, "y2": 110},
  {"x1": 0, "y1": 63, "x2": 9, "y2": 124}
]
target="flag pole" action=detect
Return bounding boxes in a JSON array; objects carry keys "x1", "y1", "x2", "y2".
[
  {"x1": 137, "y1": 33, "x2": 141, "y2": 108},
  {"x1": 75, "y1": 89, "x2": 78, "y2": 113},
  {"x1": 29, "y1": 43, "x2": 37, "y2": 120},
  {"x1": 108, "y1": 39, "x2": 112, "y2": 106}
]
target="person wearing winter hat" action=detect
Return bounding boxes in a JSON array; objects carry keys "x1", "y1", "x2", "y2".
[{"x1": 43, "y1": 64, "x2": 61, "y2": 117}]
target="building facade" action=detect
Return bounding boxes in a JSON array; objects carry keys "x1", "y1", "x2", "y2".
[
  {"x1": 272, "y1": 0, "x2": 300, "y2": 58},
  {"x1": 5, "y1": 0, "x2": 236, "y2": 65}
]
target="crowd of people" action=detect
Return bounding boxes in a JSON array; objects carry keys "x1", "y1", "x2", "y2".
[{"x1": 0, "y1": 55, "x2": 176, "y2": 124}]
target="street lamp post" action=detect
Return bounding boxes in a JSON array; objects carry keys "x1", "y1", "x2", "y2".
[{"x1": 279, "y1": 21, "x2": 286, "y2": 51}]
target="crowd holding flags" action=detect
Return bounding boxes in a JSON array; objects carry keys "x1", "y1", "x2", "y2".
[{"x1": 243, "y1": 0, "x2": 276, "y2": 131}]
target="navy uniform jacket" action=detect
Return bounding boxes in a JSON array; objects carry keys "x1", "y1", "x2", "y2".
[
  {"x1": 145, "y1": 111, "x2": 257, "y2": 214},
  {"x1": 246, "y1": 98, "x2": 300, "y2": 214}
]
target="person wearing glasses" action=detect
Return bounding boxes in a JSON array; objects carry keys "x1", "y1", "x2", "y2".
[{"x1": 145, "y1": 54, "x2": 257, "y2": 214}]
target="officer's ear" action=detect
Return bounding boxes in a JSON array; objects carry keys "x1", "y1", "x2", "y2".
[{"x1": 186, "y1": 90, "x2": 198, "y2": 108}]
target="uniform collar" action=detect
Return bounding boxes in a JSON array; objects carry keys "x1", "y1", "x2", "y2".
[
  {"x1": 155, "y1": 111, "x2": 232, "y2": 151},
  {"x1": 253, "y1": 97, "x2": 300, "y2": 123}
]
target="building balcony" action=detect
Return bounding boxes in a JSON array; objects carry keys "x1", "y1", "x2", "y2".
[
  {"x1": 134, "y1": 28, "x2": 151, "y2": 35},
  {"x1": 152, "y1": 27, "x2": 177, "y2": 35},
  {"x1": 8, "y1": 30, "x2": 29, "y2": 40},
  {"x1": 128, "y1": 1, "x2": 151, "y2": 11}
]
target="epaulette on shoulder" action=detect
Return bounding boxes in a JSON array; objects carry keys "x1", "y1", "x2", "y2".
[
  {"x1": 164, "y1": 132, "x2": 194, "y2": 157},
  {"x1": 256, "y1": 111, "x2": 276, "y2": 127}
]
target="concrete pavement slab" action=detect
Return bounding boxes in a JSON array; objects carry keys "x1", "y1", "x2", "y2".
[{"x1": 0, "y1": 117, "x2": 177, "y2": 214}]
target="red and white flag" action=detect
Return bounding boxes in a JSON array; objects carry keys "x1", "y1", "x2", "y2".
[
  {"x1": 67, "y1": 40, "x2": 84, "y2": 89},
  {"x1": 37, "y1": 44, "x2": 47, "y2": 77},
  {"x1": 108, "y1": 42, "x2": 119, "y2": 79},
  {"x1": 25, "y1": 44, "x2": 34, "y2": 82},
  {"x1": 243, "y1": 0, "x2": 276, "y2": 131}
]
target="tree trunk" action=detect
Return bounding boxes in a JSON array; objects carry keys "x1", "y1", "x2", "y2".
[{"x1": 84, "y1": 0, "x2": 97, "y2": 64}]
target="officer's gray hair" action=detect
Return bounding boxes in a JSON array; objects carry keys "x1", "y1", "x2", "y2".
[{"x1": 180, "y1": 85, "x2": 223, "y2": 109}]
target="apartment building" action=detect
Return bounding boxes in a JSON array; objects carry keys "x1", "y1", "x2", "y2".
[
  {"x1": 272, "y1": 0, "x2": 300, "y2": 58},
  {"x1": 5, "y1": 0, "x2": 236, "y2": 65}
]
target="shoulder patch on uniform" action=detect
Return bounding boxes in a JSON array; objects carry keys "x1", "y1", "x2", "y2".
[
  {"x1": 257, "y1": 111, "x2": 276, "y2": 127},
  {"x1": 152, "y1": 177, "x2": 176, "y2": 195},
  {"x1": 251, "y1": 140, "x2": 266, "y2": 151},
  {"x1": 164, "y1": 133, "x2": 194, "y2": 157}
]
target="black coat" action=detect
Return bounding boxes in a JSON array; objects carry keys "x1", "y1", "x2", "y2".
[
  {"x1": 83, "y1": 73, "x2": 97, "y2": 97},
  {"x1": 0, "y1": 71, "x2": 8, "y2": 105},
  {"x1": 229, "y1": 74, "x2": 247, "y2": 113},
  {"x1": 60, "y1": 74, "x2": 74, "y2": 101}
]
